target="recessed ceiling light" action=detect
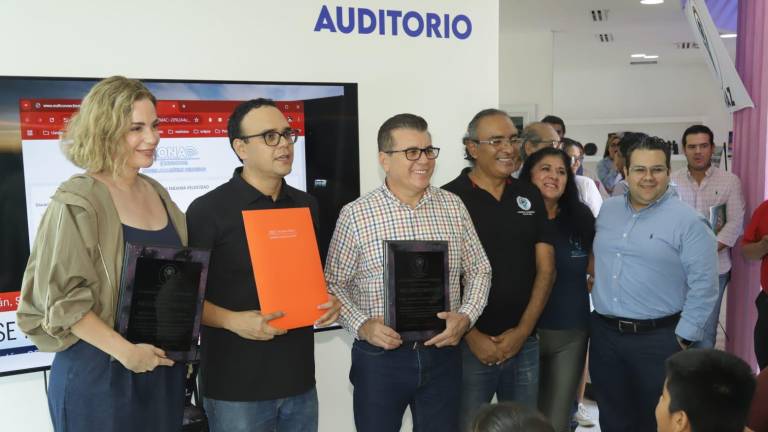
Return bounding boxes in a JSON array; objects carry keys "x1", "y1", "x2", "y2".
[
  {"x1": 640, "y1": 0, "x2": 664, "y2": 4},
  {"x1": 631, "y1": 53, "x2": 646, "y2": 58},
  {"x1": 720, "y1": 33, "x2": 737, "y2": 38},
  {"x1": 644, "y1": 55, "x2": 659, "y2": 59}
]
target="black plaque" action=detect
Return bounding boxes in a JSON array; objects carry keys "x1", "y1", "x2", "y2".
[
  {"x1": 384, "y1": 240, "x2": 449, "y2": 342},
  {"x1": 115, "y1": 243, "x2": 210, "y2": 362}
]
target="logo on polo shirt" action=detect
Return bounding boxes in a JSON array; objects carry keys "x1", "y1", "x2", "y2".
[
  {"x1": 516, "y1": 196, "x2": 532, "y2": 211},
  {"x1": 515, "y1": 196, "x2": 535, "y2": 216}
]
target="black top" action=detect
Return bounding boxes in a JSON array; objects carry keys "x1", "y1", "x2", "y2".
[
  {"x1": 442, "y1": 168, "x2": 552, "y2": 336},
  {"x1": 122, "y1": 219, "x2": 182, "y2": 248},
  {"x1": 537, "y1": 210, "x2": 594, "y2": 330},
  {"x1": 186, "y1": 167, "x2": 320, "y2": 401}
]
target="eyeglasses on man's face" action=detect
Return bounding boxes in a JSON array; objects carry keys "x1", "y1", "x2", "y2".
[
  {"x1": 471, "y1": 137, "x2": 524, "y2": 147},
  {"x1": 239, "y1": 129, "x2": 298, "y2": 146},
  {"x1": 383, "y1": 146, "x2": 441, "y2": 161}
]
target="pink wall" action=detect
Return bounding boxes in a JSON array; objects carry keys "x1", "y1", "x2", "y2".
[{"x1": 727, "y1": 0, "x2": 768, "y2": 369}]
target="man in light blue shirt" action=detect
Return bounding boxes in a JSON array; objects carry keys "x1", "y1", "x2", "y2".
[{"x1": 589, "y1": 134, "x2": 718, "y2": 432}]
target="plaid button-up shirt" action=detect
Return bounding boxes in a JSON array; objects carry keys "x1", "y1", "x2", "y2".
[
  {"x1": 325, "y1": 184, "x2": 492, "y2": 338},
  {"x1": 671, "y1": 166, "x2": 745, "y2": 273}
]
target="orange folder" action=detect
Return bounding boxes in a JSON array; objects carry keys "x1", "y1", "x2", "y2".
[{"x1": 242, "y1": 207, "x2": 327, "y2": 330}]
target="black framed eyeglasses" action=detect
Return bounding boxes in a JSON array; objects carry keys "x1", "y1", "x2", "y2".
[
  {"x1": 383, "y1": 146, "x2": 441, "y2": 161},
  {"x1": 239, "y1": 129, "x2": 298, "y2": 146},
  {"x1": 470, "y1": 137, "x2": 523, "y2": 147}
]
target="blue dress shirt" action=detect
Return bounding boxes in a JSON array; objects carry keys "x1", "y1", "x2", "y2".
[{"x1": 593, "y1": 187, "x2": 719, "y2": 341}]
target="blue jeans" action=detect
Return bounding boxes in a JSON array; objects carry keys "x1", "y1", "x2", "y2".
[
  {"x1": 48, "y1": 340, "x2": 185, "y2": 432},
  {"x1": 694, "y1": 272, "x2": 730, "y2": 349},
  {"x1": 459, "y1": 335, "x2": 539, "y2": 429},
  {"x1": 350, "y1": 340, "x2": 462, "y2": 432},
  {"x1": 203, "y1": 387, "x2": 318, "y2": 432},
  {"x1": 589, "y1": 312, "x2": 681, "y2": 432}
]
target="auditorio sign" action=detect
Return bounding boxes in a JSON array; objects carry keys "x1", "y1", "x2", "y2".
[{"x1": 314, "y1": 5, "x2": 473, "y2": 40}]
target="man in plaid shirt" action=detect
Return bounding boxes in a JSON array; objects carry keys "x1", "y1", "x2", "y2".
[
  {"x1": 325, "y1": 113, "x2": 492, "y2": 432},
  {"x1": 670, "y1": 124, "x2": 745, "y2": 348}
]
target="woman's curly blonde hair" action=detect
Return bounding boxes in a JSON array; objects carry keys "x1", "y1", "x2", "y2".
[{"x1": 62, "y1": 76, "x2": 156, "y2": 175}]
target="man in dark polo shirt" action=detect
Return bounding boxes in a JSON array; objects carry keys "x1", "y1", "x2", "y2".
[
  {"x1": 186, "y1": 99, "x2": 340, "y2": 432},
  {"x1": 443, "y1": 108, "x2": 555, "y2": 428}
]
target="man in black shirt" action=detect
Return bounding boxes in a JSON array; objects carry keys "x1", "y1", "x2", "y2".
[
  {"x1": 186, "y1": 99, "x2": 340, "y2": 432},
  {"x1": 442, "y1": 109, "x2": 555, "y2": 429}
]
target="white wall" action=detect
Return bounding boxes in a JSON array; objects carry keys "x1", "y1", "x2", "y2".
[
  {"x1": 0, "y1": 1, "x2": 499, "y2": 431},
  {"x1": 552, "y1": 32, "x2": 732, "y2": 154},
  {"x1": 555, "y1": 63, "x2": 732, "y2": 150},
  {"x1": 498, "y1": 30, "x2": 732, "y2": 155},
  {"x1": 499, "y1": 31, "x2": 554, "y2": 121}
]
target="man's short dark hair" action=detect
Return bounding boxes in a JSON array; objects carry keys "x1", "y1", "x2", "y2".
[
  {"x1": 541, "y1": 114, "x2": 566, "y2": 135},
  {"x1": 665, "y1": 349, "x2": 756, "y2": 432},
  {"x1": 226, "y1": 98, "x2": 277, "y2": 162},
  {"x1": 463, "y1": 108, "x2": 510, "y2": 162},
  {"x1": 617, "y1": 132, "x2": 646, "y2": 158},
  {"x1": 377, "y1": 113, "x2": 428, "y2": 152},
  {"x1": 562, "y1": 138, "x2": 583, "y2": 154},
  {"x1": 682, "y1": 124, "x2": 715, "y2": 147},
  {"x1": 622, "y1": 133, "x2": 671, "y2": 170},
  {"x1": 470, "y1": 402, "x2": 554, "y2": 432}
]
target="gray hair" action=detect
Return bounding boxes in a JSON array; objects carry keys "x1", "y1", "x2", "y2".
[
  {"x1": 463, "y1": 108, "x2": 511, "y2": 162},
  {"x1": 464, "y1": 108, "x2": 510, "y2": 141},
  {"x1": 519, "y1": 122, "x2": 547, "y2": 161}
]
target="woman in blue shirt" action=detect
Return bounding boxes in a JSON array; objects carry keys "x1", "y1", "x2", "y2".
[
  {"x1": 597, "y1": 134, "x2": 620, "y2": 194},
  {"x1": 519, "y1": 148, "x2": 595, "y2": 432}
]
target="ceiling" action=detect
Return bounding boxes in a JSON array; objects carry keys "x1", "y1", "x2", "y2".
[{"x1": 500, "y1": 0, "x2": 737, "y2": 67}]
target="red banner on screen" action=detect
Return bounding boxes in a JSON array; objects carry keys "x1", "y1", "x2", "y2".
[
  {"x1": 19, "y1": 99, "x2": 305, "y2": 140},
  {"x1": 0, "y1": 291, "x2": 20, "y2": 313}
]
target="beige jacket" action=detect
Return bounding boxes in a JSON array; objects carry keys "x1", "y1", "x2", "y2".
[{"x1": 16, "y1": 174, "x2": 187, "y2": 352}]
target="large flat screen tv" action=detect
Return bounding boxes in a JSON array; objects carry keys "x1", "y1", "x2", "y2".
[{"x1": 0, "y1": 76, "x2": 359, "y2": 376}]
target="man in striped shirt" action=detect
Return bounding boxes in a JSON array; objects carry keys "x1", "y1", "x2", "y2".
[
  {"x1": 670, "y1": 124, "x2": 744, "y2": 348},
  {"x1": 325, "y1": 113, "x2": 492, "y2": 432}
]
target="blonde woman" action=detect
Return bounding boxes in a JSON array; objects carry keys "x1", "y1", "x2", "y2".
[{"x1": 17, "y1": 76, "x2": 187, "y2": 431}]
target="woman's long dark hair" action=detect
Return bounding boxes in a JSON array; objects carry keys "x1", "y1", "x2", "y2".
[{"x1": 519, "y1": 147, "x2": 595, "y2": 248}]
